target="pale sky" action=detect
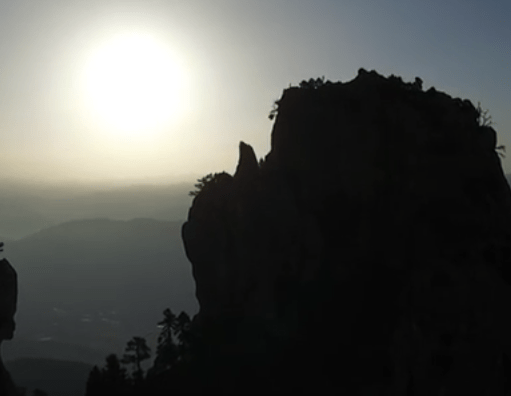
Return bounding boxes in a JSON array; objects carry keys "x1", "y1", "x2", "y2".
[{"x1": 0, "y1": 0, "x2": 509, "y2": 185}]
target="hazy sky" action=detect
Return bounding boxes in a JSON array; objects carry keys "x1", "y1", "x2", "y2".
[{"x1": 0, "y1": 0, "x2": 509, "y2": 185}]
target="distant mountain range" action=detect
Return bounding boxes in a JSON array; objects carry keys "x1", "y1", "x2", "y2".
[
  {"x1": 5, "y1": 358, "x2": 93, "y2": 396},
  {"x1": 2, "y1": 217, "x2": 198, "y2": 366},
  {"x1": 0, "y1": 181, "x2": 194, "y2": 240}
]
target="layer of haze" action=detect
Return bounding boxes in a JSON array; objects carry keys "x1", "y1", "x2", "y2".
[{"x1": 0, "y1": 0, "x2": 509, "y2": 185}]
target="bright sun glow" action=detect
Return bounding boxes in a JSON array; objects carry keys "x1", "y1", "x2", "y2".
[{"x1": 82, "y1": 33, "x2": 187, "y2": 136}]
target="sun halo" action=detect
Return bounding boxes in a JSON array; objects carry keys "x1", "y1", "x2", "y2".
[{"x1": 82, "y1": 33, "x2": 187, "y2": 137}]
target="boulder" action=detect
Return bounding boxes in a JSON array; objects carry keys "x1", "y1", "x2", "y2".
[{"x1": 182, "y1": 70, "x2": 511, "y2": 394}]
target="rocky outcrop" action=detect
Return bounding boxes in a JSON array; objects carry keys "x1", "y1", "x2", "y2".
[
  {"x1": 0, "y1": 258, "x2": 18, "y2": 396},
  {"x1": 182, "y1": 69, "x2": 511, "y2": 394}
]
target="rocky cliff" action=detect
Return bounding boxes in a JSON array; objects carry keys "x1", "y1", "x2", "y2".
[
  {"x1": 0, "y1": 256, "x2": 18, "y2": 395},
  {"x1": 182, "y1": 69, "x2": 511, "y2": 395}
]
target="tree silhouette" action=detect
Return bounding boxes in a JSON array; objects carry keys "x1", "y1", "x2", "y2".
[
  {"x1": 86, "y1": 310, "x2": 199, "y2": 395},
  {"x1": 159, "y1": 308, "x2": 176, "y2": 344},
  {"x1": 85, "y1": 366, "x2": 103, "y2": 396},
  {"x1": 152, "y1": 308, "x2": 179, "y2": 374},
  {"x1": 86, "y1": 354, "x2": 130, "y2": 396},
  {"x1": 174, "y1": 311, "x2": 192, "y2": 362},
  {"x1": 121, "y1": 337, "x2": 151, "y2": 383},
  {"x1": 103, "y1": 354, "x2": 128, "y2": 388}
]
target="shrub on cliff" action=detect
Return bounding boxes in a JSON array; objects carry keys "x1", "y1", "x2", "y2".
[
  {"x1": 476, "y1": 101, "x2": 493, "y2": 128},
  {"x1": 268, "y1": 76, "x2": 332, "y2": 120},
  {"x1": 188, "y1": 172, "x2": 233, "y2": 197},
  {"x1": 298, "y1": 76, "x2": 327, "y2": 89},
  {"x1": 475, "y1": 102, "x2": 506, "y2": 157},
  {"x1": 268, "y1": 99, "x2": 280, "y2": 120}
]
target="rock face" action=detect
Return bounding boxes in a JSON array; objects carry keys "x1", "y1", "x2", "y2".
[
  {"x1": 0, "y1": 258, "x2": 18, "y2": 395},
  {"x1": 182, "y1": 69, "x2": 511, "y2": 394}
]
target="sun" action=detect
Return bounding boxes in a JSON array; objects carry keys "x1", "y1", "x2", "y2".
[{"x1": 82, "y1": 32, "x2": 186, "y2": 136}]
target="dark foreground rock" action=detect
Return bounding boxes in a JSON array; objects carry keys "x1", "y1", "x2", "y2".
[
  {"x1": 0, "y1": 258, "x2": 19, "y2": 395},
  {"x1": 182, "y1": 69, "x2": 511, "y2": 395}
]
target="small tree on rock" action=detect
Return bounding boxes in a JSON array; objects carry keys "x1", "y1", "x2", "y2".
[
  {"x1": 476, "y1": 101, "x2": 494, "y2": 127},
  {"x1": 189, "y1": 172, "x2": 233, "y2": 197}
]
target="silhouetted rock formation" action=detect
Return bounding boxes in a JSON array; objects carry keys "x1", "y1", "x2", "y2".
[
  {"x1": 0, "y1": 258, "x2": 18, "y2": 395},
  {"x1": 233, "y1": 141, "x2": 259, "y2": 182},
  {"x1": 182, "y1": 69, "x2": 511, "y2": 395}
]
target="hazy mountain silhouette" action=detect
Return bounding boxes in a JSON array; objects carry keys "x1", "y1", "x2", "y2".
[
  {"x1": 0, "y1": 181, "x2": 193, "y2": 240},
  {"x1": 2, "y1": 218, "x2": 198, "y2": 366},
  {"x1": 5, "y1": 358, "x2": 93, "y2": 396},
  {"x1": 5, "y1": 339, "x2": 105, "y2": 367}
]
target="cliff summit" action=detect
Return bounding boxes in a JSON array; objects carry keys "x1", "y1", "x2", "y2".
[{"x1": 182, "y1": 69, "x2": 511, "y2": 395}]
